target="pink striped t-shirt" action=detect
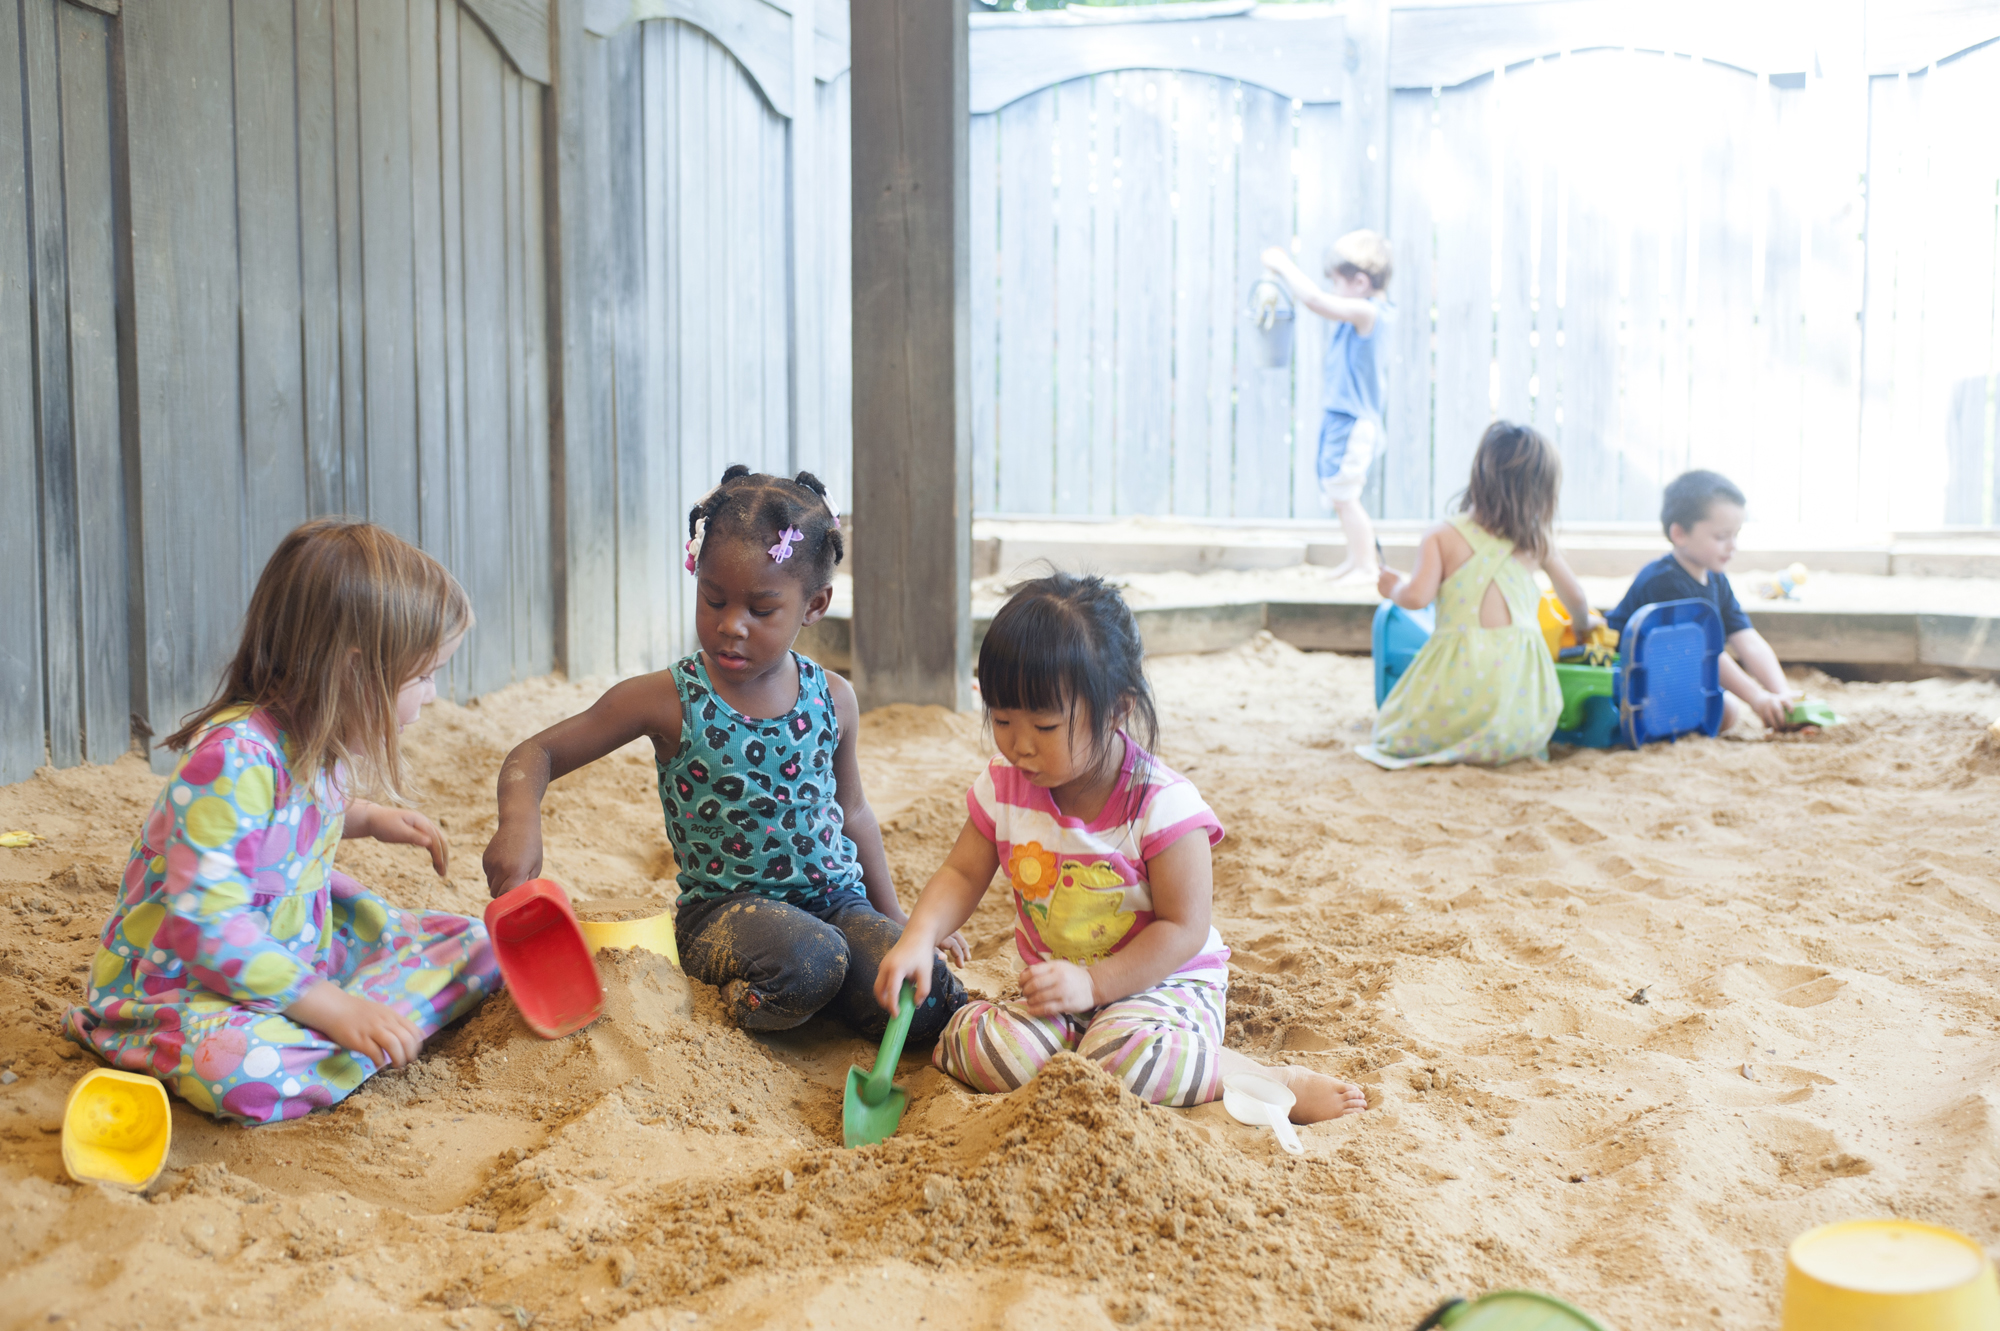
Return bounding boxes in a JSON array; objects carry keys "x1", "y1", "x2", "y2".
[{"x1": 965, "y1": 733, "x2": 1228, "y2": 982}]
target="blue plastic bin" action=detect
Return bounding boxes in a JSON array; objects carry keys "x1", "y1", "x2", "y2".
[
  {"x1": 1551, "y1": 663, "x2": 1621, "y2": 749},
  {"x1": 1616, "y1": 598, "x2": 1724, "y2": 746},
  {"x1": 1372, "y1": 602, "x2": 1436, "y2": 706}
]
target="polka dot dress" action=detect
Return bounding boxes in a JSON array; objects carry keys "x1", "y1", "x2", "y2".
[
  {"x1": 64, "y1": 707, "x2": 499, "y2": 1124},
  {"x1": 1359, "y1": 515, "x2": 1563, "y2": 769}
]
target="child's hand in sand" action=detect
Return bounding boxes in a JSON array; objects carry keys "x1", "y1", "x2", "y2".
[
  {"x1": 286, "y1": 980, "x2": 424, "y2": 1069},
  {"x1": 1020, "y1": 959, "x2": 1097, "y2": 1017},
  {"x1": 354, "y1": 804, "x2": 450, "y2": 876},
  {"x1": 1749, "y1": 685, "x2": 1793, "y2": 729},
  {"x1": 939, "y1": 930, "x2": 971, "y2": 967},
  {"x1": 481, "y1": 818, "x2": 543, "y2": 899}
]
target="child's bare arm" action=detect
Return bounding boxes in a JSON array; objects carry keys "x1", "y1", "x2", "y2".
[
  {"x1": 1724, "y1": 628, "x2": 1792, "y2": 725},
  {"x1": 1260, "y1": 249, "x2": 1378, "y2": 334},
  {"x1": 481, "y1": 673, "x2": 684, "y2": 897},
  {"x1": 1378, "y1": 525, "x2": 1448, "y2": 609},
  {"x1": 1543, "y1": 546, "x2": 1591, "y2": 628},
  {"x1": 874, "y1": 819, "x2": 1000, "y2": 1009},
  {"x1": 827, "y1": 671, "x2": 903, "y2": 921},
  {"x1": 1021, "y1": 830, "x2": 1212, "y2": 1016}
]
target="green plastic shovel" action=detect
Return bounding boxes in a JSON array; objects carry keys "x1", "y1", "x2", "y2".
[
  {"x1": 843, "y1": 982, "x2": 915, "y2": 1148},
  {"x1": 1414, "y1": 1291, "x2": 1609, "y2": 1330}
]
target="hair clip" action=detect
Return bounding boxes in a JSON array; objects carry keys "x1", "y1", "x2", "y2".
[
  {"x1": 684, "y1": 515, "x2": 707, "y2": 574},
  {"x1": 768, "y1": 527, "x2": 803, "y2": 563}
]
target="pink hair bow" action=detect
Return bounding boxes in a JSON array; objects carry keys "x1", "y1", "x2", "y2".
[
  {"x1": 684, "y1": 515, "x2": 707, "y2": 574},
  {"x1": 768, "y1": 527, "x2": 803, "y2": 563}
]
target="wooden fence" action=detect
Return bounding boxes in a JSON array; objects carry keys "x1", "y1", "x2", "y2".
[
  {"x1": 966, "y1": 6, "x2": 2000, "y2": 530},
  {"x1": 0, "y1": 0, "x2": 850, "y2": 783}
]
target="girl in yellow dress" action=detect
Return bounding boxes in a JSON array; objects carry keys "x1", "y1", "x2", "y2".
[{"x1": 1360, "y1": 422, "x2": 1591, "y2": 768}]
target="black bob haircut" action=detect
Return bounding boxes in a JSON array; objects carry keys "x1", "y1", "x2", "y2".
[
  {"x1": 976, "y1": 571, "x2": 1159, "y2": 820},
  {"x1": 1659, "y1": 469, "x2": 1746, "y2": 538},
  {"x1": 687, "y1": 465, "x2": 844, "y2": 587}
]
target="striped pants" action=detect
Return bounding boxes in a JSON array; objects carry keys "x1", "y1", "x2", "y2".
[{"x1": 933, "y1": 972, "x2": 1225, "y2": 1107}]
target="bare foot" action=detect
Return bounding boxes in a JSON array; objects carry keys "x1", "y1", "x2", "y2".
[{"x1": 1271, "y1": 1065, "x2": 1369, "y2": 1123}]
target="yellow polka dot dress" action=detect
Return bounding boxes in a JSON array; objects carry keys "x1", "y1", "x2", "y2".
[
  {"x1": 64, "y1": 708, "x2": 499, "y2": 1123},
  {"x1": 1359, "y1": 515, "x2": 1563, "y2": 768}
]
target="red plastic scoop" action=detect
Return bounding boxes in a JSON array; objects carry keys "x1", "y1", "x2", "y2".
[{"x1": 484, "y1": 879, "x2": 604, "y2": 1039}]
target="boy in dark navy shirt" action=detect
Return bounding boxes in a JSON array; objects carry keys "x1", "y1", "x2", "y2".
[{"x1": 1608, "y1": 471, "x2": 1794, "y2": 730}]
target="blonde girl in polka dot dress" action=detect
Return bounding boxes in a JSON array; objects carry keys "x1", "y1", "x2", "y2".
[
  {"x1": 1360, "y1": 421, "x2": 1592, "y2": 768},
  {"x1": 64, "y1": 519, "x2": 500, "y2": 1124}
]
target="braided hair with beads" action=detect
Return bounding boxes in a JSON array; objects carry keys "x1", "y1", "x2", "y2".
[{"x1": 685, "y1": 465, "x2": 845, "y2": 587}]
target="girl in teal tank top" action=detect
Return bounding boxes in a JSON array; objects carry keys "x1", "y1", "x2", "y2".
[
  {"x1": 1361, "y1": 422, "x2": 1592, "y2": 768},
  {"x1": 485, "y1": 466, "x2": 968, "y2": 1043}
]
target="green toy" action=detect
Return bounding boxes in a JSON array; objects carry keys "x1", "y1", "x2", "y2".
[
  {"x1": 843, "y1": 982, "x2": 916, "y2": 1148},
  {"x1": 1414, "y1": 1290, "x2": 1611, "y2": 1330},
  {"x1": 1553, "y1": 664, "x2": 1616, "y2": 731},
  {"x1": 1786, "y1": 699, "x2": 1842, "y2": 729}
]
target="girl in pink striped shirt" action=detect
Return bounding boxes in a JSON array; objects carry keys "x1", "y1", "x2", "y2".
[{"x1": 875, "y1": 573, "x2": 1366, "y2": 1121}]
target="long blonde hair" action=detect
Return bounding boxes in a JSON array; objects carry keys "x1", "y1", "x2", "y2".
[
  {"x1": 1459, "y1": 420, "x2": 1561, "y2": 562},
  {"x1": 163, "y1": 518, "x2": 472, "y2": 803}
]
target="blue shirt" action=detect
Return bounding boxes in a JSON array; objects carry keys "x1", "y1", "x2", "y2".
[
  {"x1": 1608, "y1": 553, "x2": 1751, "y2": 637},
  {"x1": 657, "y1": 652, "x2": 864, "y2": 907},
  {"x1": 1322, "y1": 298, "x2": 1391, "y2": 423}
]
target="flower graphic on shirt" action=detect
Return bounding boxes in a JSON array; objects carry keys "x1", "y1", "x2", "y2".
[{"x1": 1008, "y1": 842, "x2": 1060, "y2": 903}]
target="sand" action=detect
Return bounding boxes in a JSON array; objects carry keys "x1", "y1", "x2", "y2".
[{"x1": 1, "y1": 641, "x2": 1997, "y2": 1330}]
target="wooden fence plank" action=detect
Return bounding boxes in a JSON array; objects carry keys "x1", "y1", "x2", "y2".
[
  {"x1": 437, "y1": 0, "x2": 473, "y2": 698},
  {"x1": 1292, "y1": 100, "x2": 1340, "y2": 518},
  {"x1": 409, "y1": 0, "x2": 450, "y2": 559},
  {"x1": 607, "y1": 26, "x2": 652, "y2": 675},
  {"x1": 650, "y1": 21, "x2": 693, "y2": 660},
  {"x1": 1490, "y1": 61, "x2": 1536, "y2": 431},
  {"x1": 1688, "y1": 57, "x2": 1759, "y2": 491},
  {"x1": 1113, "y1": 71, "x2": 1171, "y2": 516},
  {"x1": 1049, "y1": 76, "x2": 1095, "y2": 514},
  {"x1": 1201, "y1": 79, "x2": 1236, "y2": 516},
  {"x1": 58, "y1": 2, "x2": 131, "y2": 763},
  {"x1": 0, "y1": 0, "x2": 48, "y2": 781},
  {"x1": 1232, "y1": 83, "x2": 1293, "y2": 519},
  {"x1": 996, "y1": 86, "x2": 1055, "y2": 512},
  {"x1": 505, "y1": 69, "x2": 532, "y2": 674},
  {"x1": 632, "y1": 21, "x2": 672, "y2": 672},
  {"x1": 1747, "y1": 70, "x2": 1804, "y2": 522},
  {"x1": 518, "y1": 74, "x2": 553, "y2": 676},
  {"x1": 23, "y1": 0, "x2": 80, "y2": 769},
  {"x1": 758, "y1": 79, "x2": 790, "y2": 475},
  {"x1": 124, "y1": 0, "x2": 245, "y2": 758},
  {"x1": 232, "y1": 0, "x2": 309, "y2": 572},
  {"x1": 296, "y1": 0, "x2": 345, "y2": 519},
  {"x1": 969, "y1": 107, "x2": 997, "y2": 513},
  {"x1": 815, "y1": 72, "x2": 853, "y2": 509},
  {"x1": 1086, "y1": 76, "x2": 1117, "y2": 515},
  {"x1": 1383, "y1": 87, "x2": 1435, "y2": 519},
  {"x1": 333, "y1": 0, "x2": 367, "y2": 513},
  {"x1": 358, "y1": 0, "x2": 420, "y2": 540},
  {"x1": 1430, "y1": 72, "x2": 1493, "y2": 514},
  {"x1": 1553, "y1": 52, "x2": 1622, "y2": 523},
  {"x1": 1168, "y1": 74, "x2": 1220, "y2": 516},
  {"x1": 456, "y1": 16, "x2": 511, "y2": 693}
]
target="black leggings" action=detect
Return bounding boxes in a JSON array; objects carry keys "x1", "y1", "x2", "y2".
[{"x1": 675, "y1": 892, "x2": 967, "y2": 1044}]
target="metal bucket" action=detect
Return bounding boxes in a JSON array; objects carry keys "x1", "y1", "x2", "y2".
[{"x1": 1246, "y1": 278, "x2": 1295, "y2": 368}]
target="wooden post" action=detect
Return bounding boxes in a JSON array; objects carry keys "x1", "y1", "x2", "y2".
[
  {"x1": 789, "y1": 0, "x2": 819, "y2": 478},
  {"x1": 1340, "y1": 0, "x2": 1390, "y2": 234},
  {"x1": 849, "y1": 0, "x2": 972, "y2": 711}
]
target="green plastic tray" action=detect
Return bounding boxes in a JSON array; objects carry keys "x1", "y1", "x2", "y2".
[{"x1": 1554, "y1": 663, "x2": 1616, "y2": 732}]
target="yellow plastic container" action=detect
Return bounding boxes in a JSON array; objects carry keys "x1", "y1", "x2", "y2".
[
  {"x1": 1536, "y1": 590, "x2": 1571, "y2": 660},
  {"x1": 62, "y1": 1068, "x2": 171, "y2": 1191},
  {"x1": 576, "y1": 902, "x2": 679, "y2": 968},
  {"x1": 1783, "y1": 1218, "x2": 2000, "y2": 1330}
]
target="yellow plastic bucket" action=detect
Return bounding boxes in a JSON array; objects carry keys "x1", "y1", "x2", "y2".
[
  {"x1": 1783, "y1": 1218, "x2": 2000, "y2": 1330},
  {"x1": 575, "y1": 900, "x2": 679, "y2": 968},
  {"x1": 62, "y1": 1068, "x2": 171, "y2": 1191}
]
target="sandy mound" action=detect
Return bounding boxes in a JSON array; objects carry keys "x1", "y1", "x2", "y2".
[{"x1": 1, "y1": 639, "x2": 1997, "y2": 1330}]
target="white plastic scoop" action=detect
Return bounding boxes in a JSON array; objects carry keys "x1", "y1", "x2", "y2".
[{"x1": 1222, "y1": 1073, "x2": 1303, "y2": 1155}]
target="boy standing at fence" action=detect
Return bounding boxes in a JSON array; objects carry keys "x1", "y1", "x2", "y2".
[{"x1": 1262, "y1": 231, "x2": 1393, "y2": 582}]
